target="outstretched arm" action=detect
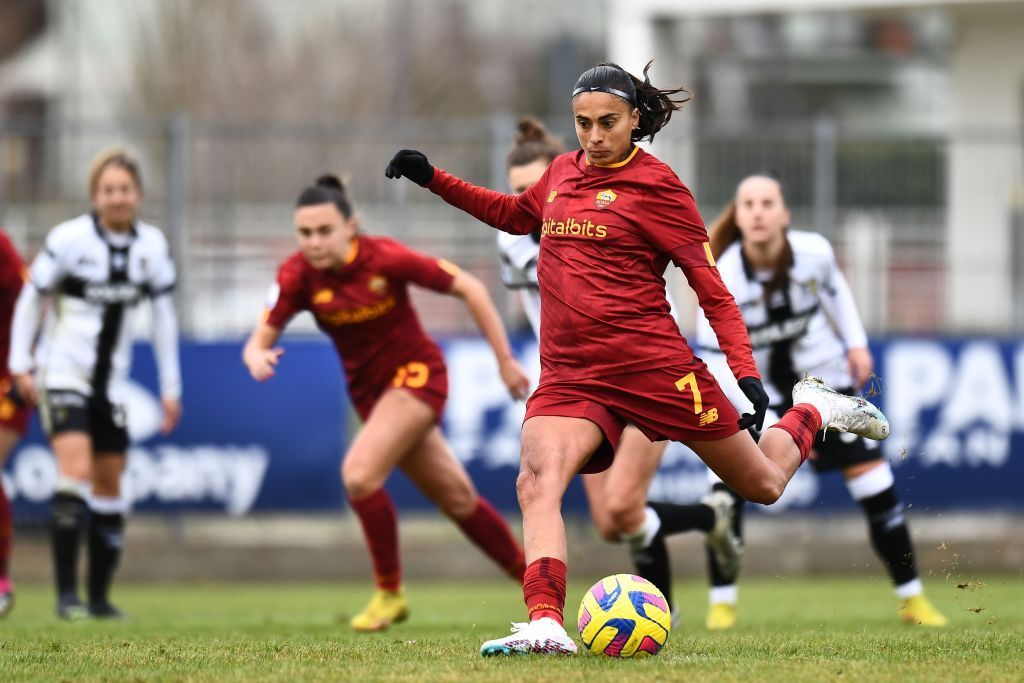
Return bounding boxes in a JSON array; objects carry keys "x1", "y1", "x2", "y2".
[
  {"x1": 449, "y1": 271, "x2": 529, "y2": 400},
  {"x1": 386, "y1": 149, "x2": 545, "y2": 236}
]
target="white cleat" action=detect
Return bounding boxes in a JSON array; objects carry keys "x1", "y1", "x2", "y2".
[
  {"x1": 792, "y1": 377, "x2": 890, "y2": 441},
  {"x1": 480, "y1": 617, "x2": 578, "y2": 656},
  {"x1": 702, "y1": 490, "x2": 743, "y2": 583}
]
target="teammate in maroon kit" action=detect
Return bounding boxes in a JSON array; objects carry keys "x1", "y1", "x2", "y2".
[
  {"x1": 386, "y1": 61, "x2": 891, "y2": 655},
  {"x1": 0, "y1": 228, "x2": 30, "y2": 617},
  {"x1": 243, "y1": 175, "x2": 530, "y2": 632}
]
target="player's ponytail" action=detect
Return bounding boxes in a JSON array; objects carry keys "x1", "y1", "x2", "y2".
[
  {"x1": 297, "y1": 173, "x2": 353, "y2": 218},
  {"x1": 571, "y1": 61, "x2": 691, "y2": 143},
  {"x1": 507, "y1": 117, "x2": 564, "y2": 170},
  {"x1": 707, "y1": 201, "x2": 740, "y2": 261}
]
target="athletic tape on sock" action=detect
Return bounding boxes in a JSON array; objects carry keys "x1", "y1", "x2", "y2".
[{"x1": 846, "y1": 463, "x2": 895, "y2": 501}]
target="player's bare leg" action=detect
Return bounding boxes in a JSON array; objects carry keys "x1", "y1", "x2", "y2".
[
  {"x1": 480, "y1": 416, "x2": 598, "y2": 656},
  {"x1": 691, "y1": 377, "x2": 891, "y2": 505},
  {"x1": 0, "y1": 427, "x2": 19, "y2": 617},
  {"x1": 581, "y1": 429, "x2": 676, "y2": 607},
  {"x1": 87, "y1": 453, "x2": 127, "y2": 618},
  {"x1": 400, "y1": 426, "x2": 525, "y2": 581},
  {"x1": 50, "y1": 432, "x2": 92, "y2": 620},
  {"x1": 342, "y1": 388, "x2": 434, "y2": 632}
]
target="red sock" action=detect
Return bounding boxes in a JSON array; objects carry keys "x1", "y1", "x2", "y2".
[
  {"x1": 349, "y1": 489, "x2": 401, "y2": 591},
  {"x1": 0, "y1": 482, "x2": 10, "y2": 583},
  {"x1": 455, "y1": 498, "x2": 526, "y2": 583},
  {"x1": 770, "y1": 404, "x2": 823, "y2": 463},
  {"x1": 523, "y1": 557, "x2": 567, "y2": 625}
]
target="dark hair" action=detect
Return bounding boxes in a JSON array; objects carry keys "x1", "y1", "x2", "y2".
[
  {"x1": 707, "y1": 173, "x2": 792, "y2": 299},
  {"x1": 296, "y1": 174, "x2": 353, "y2": 218},
  {"x1": 89, "y1": 148, "x2": 142, "y2": 196},
  {"x1": 507, "y1": 117, "x2": 564, "y2": 170},
  {"x1": 571, "y1": 60, "x2": 691, "y2": 143}
]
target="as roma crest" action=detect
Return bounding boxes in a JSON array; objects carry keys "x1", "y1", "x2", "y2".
[{"x1": 595, "y1": 189, "x2": 617, "y2": 209}]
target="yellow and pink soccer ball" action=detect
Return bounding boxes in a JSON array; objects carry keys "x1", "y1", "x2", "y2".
[{"x1": 577, "y1": 574, "x2": 672, "y2": 657}]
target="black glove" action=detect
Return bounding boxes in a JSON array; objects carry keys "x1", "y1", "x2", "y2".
[
  {"x1": 529, "y1": 229, "x2": 542, "y2": 244},
  {"x1": 737, "y1": 377, "x2": 769, "y2": 431},
  {"x1": 384, "y1": 149, "x2": 434, "y2": 186}
]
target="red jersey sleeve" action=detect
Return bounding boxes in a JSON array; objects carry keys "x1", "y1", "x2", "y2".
[
  {"x1": 264, "y1": 256, "x2": 308, "y2": 329},
  {"x1": 379, "y1": 238, "x2": 457, "y2": 293},
  {"x1": 0, "y1": 230, "x2": 26, "y2": 299},
  {"x1": 640, "y1": 170, "x2": 759, "y2": 381},
  {"x1": 426, "y1": 165, "x2": 547, "y2": 236}
]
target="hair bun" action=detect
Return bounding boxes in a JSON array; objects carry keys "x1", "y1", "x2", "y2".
[
  {"x1": 316, "y1": 174, "x2": 346, "y2": 193},
  {"x1": 515, "y1": 117, "x2": 549, "y2": 145}
]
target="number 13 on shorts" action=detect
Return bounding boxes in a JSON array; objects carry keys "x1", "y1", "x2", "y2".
[{"x1": 392, "y1": 362, "x2": 429, "y2": 389}]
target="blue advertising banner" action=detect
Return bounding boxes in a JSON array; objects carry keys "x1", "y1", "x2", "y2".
[{"x1": 5, "y1": 336, "x2": 1022, "y2": 516}]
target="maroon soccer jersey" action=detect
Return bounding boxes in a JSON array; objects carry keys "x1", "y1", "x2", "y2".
[
  {"x1": 427, "y1": 147, "x2": 758, "y2": 384},
  {"x1": 265, "y1": 235, "x2": 457, "y2": 415},
  {"x1": 0, "y1": 229, "x2": 26, "y2": 382}
]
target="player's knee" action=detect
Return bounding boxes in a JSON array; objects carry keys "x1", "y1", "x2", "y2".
[
  {"x1": 590, "y1": 511, "x2": 619, "y2": 543},
  {"x1": 341, "y1": 462, "x2": 380, "y2": 500},
  {"x1": 606, "y1": 493, "x2": 643, "y2": 536},
  {"x1": 741, "y1": 475, "x2": 785, "y2": 505},
  {"x1": 441, "y1": 484, "x2": 478, "y2": 520},
  {"x1": 516, "y1": 459, "x2": 550, "y2": 509}
]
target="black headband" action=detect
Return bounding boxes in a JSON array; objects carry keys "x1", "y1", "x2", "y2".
[{"x1": 571, "y1": 85, "x2": 636, "y2": 107}]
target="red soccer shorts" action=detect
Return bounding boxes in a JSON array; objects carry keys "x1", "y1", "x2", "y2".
[
  {"x1": 350, "y1": 352, "x2": 449, "y2": 423},
  {"x1": 524, "y1": 360, "x2": 741, "y2": 473},
  {"x1": 0, "y1": 378, "x2": 31, "y2": 436}
]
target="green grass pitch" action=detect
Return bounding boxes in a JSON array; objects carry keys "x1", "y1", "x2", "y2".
[{"x1": 0, "y1": 576, "x2": 1020, "y2": 682}]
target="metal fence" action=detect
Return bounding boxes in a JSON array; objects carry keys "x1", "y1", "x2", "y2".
[{"x1": 0, "y1": 114, "x2": 1012, "y2": 337}]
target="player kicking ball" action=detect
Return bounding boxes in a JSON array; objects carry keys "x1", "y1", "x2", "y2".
[{"x1": 386, "y1": 61, "x2": 890, "y2": 655}]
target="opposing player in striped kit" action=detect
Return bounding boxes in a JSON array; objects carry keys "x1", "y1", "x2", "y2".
[
  {"x1": 697, "y1": 173, "x2": 947, "y2": 629},
  {"x1": 9, "y1": 150, "x2": 182, "y2": 619}
]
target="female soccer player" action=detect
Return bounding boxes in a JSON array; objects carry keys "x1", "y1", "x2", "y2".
[
  {"x1": 8, "y1": 150, "x2": 182, "y2": 619},
  {"x1": 498, "y1": 117, "x2": 740, "y2": 613},
  {"x1": 387, "y1": 61, "x2": 890, "y2": 655},
  {"x1": 0, "y1": 227, "x2": 31, "y2": 617},
  {"x1": 696, "y1": 173, "x2": 947, "y2": 629},
  {"x1": 243, "y1": 174, "x2": 530, "y2": 632}
]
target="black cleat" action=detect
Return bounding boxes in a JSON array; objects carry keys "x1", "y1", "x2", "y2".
[
  {"x1": 88, "y1": 601, "x2": 125, "y2": 619},
  {"x1": 57, "y1": 592, "x2": 89, "y2": 621}
]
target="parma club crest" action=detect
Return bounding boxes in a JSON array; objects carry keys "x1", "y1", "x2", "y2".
[{"x1": 595, "y1": 189, "x2": 617, "y2": 209}]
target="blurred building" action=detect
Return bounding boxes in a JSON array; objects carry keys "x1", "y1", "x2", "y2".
[
  {"x1": 0, "y1": 0, "x2": 1021, "y2": 336},
  {"x1": 609, "y1": 0, "x2": 1024, "y2": 332}
]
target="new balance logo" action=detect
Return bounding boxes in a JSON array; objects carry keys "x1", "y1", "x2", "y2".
[{"x1": 699, "y1": 408, "x2": 719, "y2": 426}]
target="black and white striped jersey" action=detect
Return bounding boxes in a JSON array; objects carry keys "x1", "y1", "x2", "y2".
[
  {"x1": 8, "y1": 213, "x2": 181, "y2": 403},
  {"x1": 695, "y1": 230, "x2": 867, "y2": 407}
]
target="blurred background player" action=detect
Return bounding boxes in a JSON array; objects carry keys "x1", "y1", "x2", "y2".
[
  {"x1": 387, "y1": 61, "x2": 890, "y2": 656},
  {"x1": 0, "y1": 227, "x2": 31, "y2": 617},
  {"x1": 697, "y1": 173, "x2": 947, "y2": 629},
  {"x1": 496, "y1": 116, "x2": 740, "y2": 614},
  {"x1": 243, "y1": 174, "x2": 530, "y2": 632},
  {"x1": 7, "y1": 149, "x2": 182, "y2": 619}
]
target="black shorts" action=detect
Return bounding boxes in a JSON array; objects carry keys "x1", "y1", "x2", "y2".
[
  {"x1": 42, "y1": 390, "x2": 130, "y2": 453},
  {"x1": 809, "y1": 429, "x2": 882, "y2": 473}
]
